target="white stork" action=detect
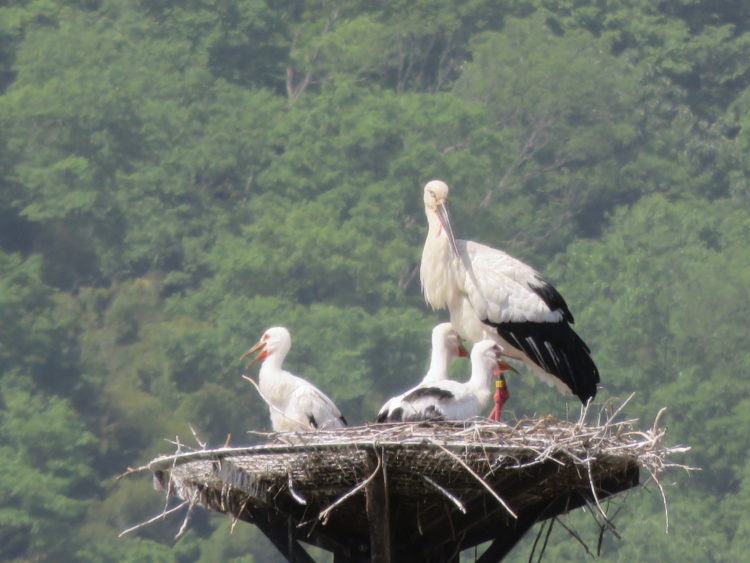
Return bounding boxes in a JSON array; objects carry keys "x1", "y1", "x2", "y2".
[
  {"x1": 381, "y1": 340, "x2": 503, "y2": 421},
  {"x1": 376, "y1": 322, "x2": 468, "y2": 422},
  {"x1": 420, "y1": 179, "x2": 599, "y2": 403},
  {"x1": 241, "y1": 327, "x2": 347, "y2": 432}
]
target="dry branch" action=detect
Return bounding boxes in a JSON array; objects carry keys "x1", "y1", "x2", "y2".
[
  {"x1": 118, "y1": 500, "x2": 189, "y2": 537},
  {"x1": 317, "y1": 448, "x2": 382, "y2": 524},
  {"x1": 431, "y1": 440, "x2": 518, "y2": 519},
  {"x1": 423, "y1": 475, "x2": 467, "y2": 514}
]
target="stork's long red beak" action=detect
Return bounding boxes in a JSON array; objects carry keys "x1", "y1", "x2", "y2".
[
  {"x1": 240, "y1": 340, "x2": 268, "y2": 368},
  {"x1": 494, "y1": 360, "x2": 519, "y2": 375}
]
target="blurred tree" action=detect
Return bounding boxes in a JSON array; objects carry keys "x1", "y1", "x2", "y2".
[
  {"x1": 0, "y1": 386, "x2": 97, "y2": 560},
  {"x1": 0, "y1": 0, "x2": 747, "y2": 560},
  {"x1": 452, "y1": 15, "x2": 644, "y2": 256},
  {"x1": 0, "y1": 4, "x2": 280, "y2": 288},
  {"x1": 0, "y1": 252, "x2": 80, "y2": 394}
]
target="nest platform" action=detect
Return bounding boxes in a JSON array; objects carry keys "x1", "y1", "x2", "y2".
[{"x1": 123, "y1": 405, "x2": 686, "y2": 562}]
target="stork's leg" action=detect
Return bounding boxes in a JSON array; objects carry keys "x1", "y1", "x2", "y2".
[{"x1": 487, "y1": 371, "x2": 510, "y2": 421}]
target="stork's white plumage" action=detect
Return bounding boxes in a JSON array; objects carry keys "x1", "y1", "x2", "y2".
[
  {"x1": 382, "y1": 340, "x2": 502, "y2": 422},
  {"x1": 420, "y1": 180, "x2": 599, "y2": 403},
  {"x1": 376, "y1": 323, "x2": 467, "y2": 422},
  {"x1": 241, "y1": 327, "x2": 347, "y2": 432}
]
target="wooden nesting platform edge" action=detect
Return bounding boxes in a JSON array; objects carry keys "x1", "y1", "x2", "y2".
[{"x1": 127, "y1": 409, "x2": 689, "y2": 562}]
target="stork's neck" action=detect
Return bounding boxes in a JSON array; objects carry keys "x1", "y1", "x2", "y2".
[
  {"x1": 258, "y1": 360, "x2": 296, "y2": 409},
  {"x1": 467, "y1": 356, "x2": 494, "y2": 393},
  {"x1": 261, "y1": 350, "x2": 286, "y2": 372},
  {"x1": 425, "y1": 207, "x2": 443, "y2": 237},
  {"x1": 423, "y1": 343, "x2": 451, "y2": 383},
  {"x1": 258, "y1": 351, "x2": 289, "y2": 395},
  {"x1": 421, "y1": 209, "x2": 460, "y2": 310}
]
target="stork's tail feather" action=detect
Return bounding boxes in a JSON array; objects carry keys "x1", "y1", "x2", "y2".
[{"x1": 485, "y1": 320, "x2": 599, "y2": 403}]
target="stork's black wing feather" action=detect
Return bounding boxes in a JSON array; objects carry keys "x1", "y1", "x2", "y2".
[
  {"x1": 484, "y1": 319, "x2": 599, "y2": 403},
  {"x1": 386, "y1": 407, "x2": 404, "y2": 422},
  {"x1": 529, "y1": 274, "x2": 575, "y2": 323},
  {"x1": 402, "y1": 386, "x2": 454, "y2": 402}
]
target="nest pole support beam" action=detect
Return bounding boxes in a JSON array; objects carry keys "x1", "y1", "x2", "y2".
[
  {"x1": 365, "y1": 447, "x2": 392, "y2": 563},
  {"x1": 247, "y1": 509, "x2": 315, "y2": 563}
]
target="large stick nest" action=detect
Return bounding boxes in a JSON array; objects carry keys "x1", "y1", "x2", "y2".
[{"x1": 120, "y1": 399, "x2": 691, "y2": 556}]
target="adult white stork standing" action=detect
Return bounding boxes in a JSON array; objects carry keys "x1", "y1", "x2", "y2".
[
  {"x1": 382, "y1": 340, "x2": 503, "y2": 421},
  {"x1": 376, "y1": 322, "x2": 468, "y2": 422},
  {"x1": 241, "y1": 327, "x2": 347, "y2": 432},
  {"x1": 420, "y1": 180, "x2": 599, "y2": 403}
]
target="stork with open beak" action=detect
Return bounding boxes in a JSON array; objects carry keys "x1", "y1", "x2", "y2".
[
  {"x1": 420, "y1": 180, "x2": 600, "y2": 404},
  {"x1": 241, "y1": 327, "x2": 347, "y2": 432}
]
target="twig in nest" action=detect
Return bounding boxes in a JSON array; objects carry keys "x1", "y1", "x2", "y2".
[
  {"x1": 554, "y1": 516, "x2": 596, "y2": 558},
  {"x1": 188, "y1": 424, "x2": 207, "y2": 449},
  {"x1": 231, "y1": 496, "x2": 251, "y2": 534},
  {"x1": 288, "y1": 472, "x2": 308, "y2": 505},
  {"x1": 597, "y1": 523, "x2": 605, "y2": 556},
  {"x1": 595, "y1": 499, "x2": 626, "y2": 555},
  {"x1": 585, "y1": 457, "x2": 608, "y2": 523},
  {"x1": 645, "y1": 464, "x2": 670, "y2": 533},
  {"x1": 582, "y1": 498, "x2": 619, "y2": 538},
  {"x1": 116, "y1": 463, "x2": 151, "y2": 481},
  {"x1": 603, "y1": 393, "x2": 635, "y2": 429},
  {"x1": 317, "y1": 449, "x2": 383, "y2": 525},
  {"x1": 118, "y1": 500, "x2": 189, "y2": 537},
  {"x1": 431, "y1": 441, "x2": 517, "y2": 519},
  {"x1": 536, "y1": 517, "x2": 555, "y2": 563},
  {"x1": 162, "y1": 451, "x2": 181, "y2": 514},
  {"x1": 576, "y1": 399, "x2": 592, "y2": 429},
  {"x1": 163, "y1": 438, "x2": 197, "y2": 452},
  {"x1": 529, "y1": 518, "x2": 544, "y2": 562},
  {"x1": 652, "y1": 406, "x2": 667, "y2": 434},
  {"x1": 416, "y1": 499, "x2": 423, "y2": 536},
  {"x1": 423, "y1": 475, "x2": 466, "y2": 514},
  {"x1": 175, "y1": 491, "x2": 199, "y2": 540}
]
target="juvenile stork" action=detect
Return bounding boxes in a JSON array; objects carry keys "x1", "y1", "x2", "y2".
[
  {"x1": 420, "y1": 180, "x2": 599, "y2": 403},
  {"x1": 241, "y1": 327, "x2": 347, "y2": 432},
  {"x1": 382, "y1": 340, "x2": 503, "y2": 422},
  {"x1": 376, "y1": 322, "x2": 468, "y2": 422}
]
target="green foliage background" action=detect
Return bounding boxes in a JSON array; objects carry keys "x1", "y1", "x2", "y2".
[{"x1": 1, "y1": 0, "x2": 748, "y2": 560}]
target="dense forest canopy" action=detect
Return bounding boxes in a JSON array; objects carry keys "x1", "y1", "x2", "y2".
[{"x1": 0, "y1": 0, "x2": 748, "y2": 561}]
